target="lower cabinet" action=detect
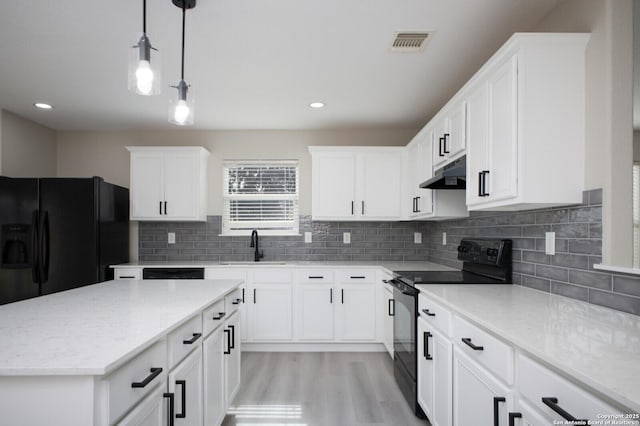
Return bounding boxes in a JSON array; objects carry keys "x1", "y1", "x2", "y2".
[
  {"x1": 224, "y1": 311, "x2": 242, "y2": 407},
  {"x1": 116, "y1": 385, "x2": 166, "y2": 426},
  {"x1": 382, "y1": 284, "x2": 394, "y2": 357},
  {"x1": 249, "y1": 283, "x2": 293, "y2": 341},
  {"x1": 295, "y1": 282, "x2": 335, "y2": 340},
  {"x1": 335, "y1": 278, "x2": 377, "y2": 341},
  {"x1": 203, "y1": 327, "x2": 225, "y2": 426},
  {"x1": 167, "y1": 347, "x2": 203, "y2": 426},
  {"x1": 452, "y1": 346, "x2": 512, "y2": 426}
]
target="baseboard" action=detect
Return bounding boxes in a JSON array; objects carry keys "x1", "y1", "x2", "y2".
[{"x1": 241, "y1": 342, "x2": 388, "y2": 352}]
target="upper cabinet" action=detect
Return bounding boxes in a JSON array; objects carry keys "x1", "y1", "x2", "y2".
[
  {"x1": 128, "y1": 146, "x2": 210, "y2": 221},
  {"x1": 431, "y1": 102, "x2": 466, "y2": 170},
  {"x1": 463, "y1": 33, "x2": 589, "y2": 210},
  {"x1": 309, "y1": 147, "x2": 403, "y2": 221}
]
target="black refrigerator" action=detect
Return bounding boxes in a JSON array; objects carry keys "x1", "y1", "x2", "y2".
[{"x1": 0, "y1": 176, "x2": 129, "y2": 305}]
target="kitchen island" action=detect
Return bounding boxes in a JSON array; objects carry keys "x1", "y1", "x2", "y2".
[{"x1": 0, "y1": 278, "x2": 242, "y2": 426}]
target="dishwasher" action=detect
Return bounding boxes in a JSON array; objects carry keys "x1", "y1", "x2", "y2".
[{"x1": 142, "y1": 267, "x2": 205, "y2": 279}]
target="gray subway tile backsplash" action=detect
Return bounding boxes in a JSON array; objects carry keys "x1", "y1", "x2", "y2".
[{"x1": 139, "y1": 188, "x2": 640, "y2": 316}]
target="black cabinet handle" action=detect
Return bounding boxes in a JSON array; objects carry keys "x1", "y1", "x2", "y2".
[
  {"x1": 341, "y1": 289, "x2": 344, "y2": 304},
  {"x1": 439, "y1": 137, "x2": 445, "y2": 156},
  {"x1": 242, "y1": 288, "x2": 245, "y2": 303},
  {"x1": 253, "y1": 288, "x2": 256, "y2": 304},
  {"x1": 182, "y1": 333, "x2": 202, "y2": 345},
  {"x1": 542, "y1": 397, "x2": 585, "y2": 422},
  {"x1": 213, "y1": 312, "x2": 225, "y2": 320},
  {"x1": 415, "y1": 196, "x2": 420, "y2": 213},
  {"x1": 224, "y1": 328, "x2": 231, "y2": 354},
  {"x1": 423, "y1": 331, "x2": 433, "y2": 360},
  {"x1": 330, "y1": 288, "x2": 333, "y2": 304},
  {"x1": 159, "y1": 201, "x2": 163, "y2": 215},
  {"x1": 493, "y1": 396, "x2": 506, "y2": 426},
  {"x1": 422, "y1": 308, "x2": 436, "y2": 317},
  {"x1": 480, "y1": 170, "x2": 490, "y2": 196},
  {"x1": 462, "y1": 337, "x2": 484, "y2": 351},
  {"x1": 119, "y1": 275, "x2": 136, "y2": 279},
  {"x1": 131, "y1": 367, "x2": 163, "y2": 388},
  {"x1": 163, "y1": 392, "x2": 175, "y2": 426},
  {"x1": 361, "y1": 200, "x2": 365, "y2": 215},
  {"x1": 164, "y1": 201, "x2": 167, "y2": 215},
  {"x1": 351, "y1": 201, "x2": 354, "y2": 215},
  {"x1": 350, "y1": 276, "x2": 366, "y2": 279},
  {"x1": 412, "y1": 197, "x2": 417, "y2": 213},
  {"x1": 478, "y1": 171, "x2": 484, "y2": 197},
  {"x1": 508, "y1": 412, "x2": 522, "y2": 426},
  {"x1": 443, "y1": 133, "x2": 450, "y2": 153},
  {"x1": 176, "y1": 380, "x2": 186, "y2": 419},
  {"x1": 232, "y1": 298, "x2": 241, "y2": 305},
  {"x1": 388, "y1": 299, "x2": 395, "y2": 316},
  {"x1": 309, "y1": 276, "x2": 324, "y2": 279},
  {"x1": 229, "y1": 325, "x2": 236, "y2": 350}
]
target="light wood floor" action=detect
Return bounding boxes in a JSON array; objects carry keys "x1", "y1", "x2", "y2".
[{"x1": 222, "y1": 352, "x2": 430, "y2": 426}]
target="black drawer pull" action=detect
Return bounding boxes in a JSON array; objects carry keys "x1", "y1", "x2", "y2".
[
  {"x1": 341, "y1": 288, "x2": 344, "y2": 304},
  {"x1": 509, "y1": 412, "x2": 522, "y2": 426},
  {"x1": 462, "y1": 337, "x2": 484, "y2": 351},
  {"x1": 542, "y1": 397, "x2": 585, "y2": 422},
  {"x1": 330, "y1": 288, "x2": 333, "y2": 304},
  {"x1": 423, "y1": 331, "x2": 433, "y2": 360},
  {"x1": 232, "y1": 298, "x2": 242, "y2": 305},
  {"x1": 350, "y1": 276, "x2": 366, "y2": 279},
  {"x1": 131, "y1": 367, "x2": 163, "y2": 388},
  {"x1": 213, "y1": 312, "x2": 225, "y2": 320},
  {"x1": 253, "y1": 288, "x2": 256, "y2": 304},
  {"x1": 422, "y1": 308, "x2": 436, "y2": 317},
  {"x1": 119, "y1": 275, "x2": 136, "y2": 279},
  {"x1": 242, "y1": 288, "x2": 245, "y2": 303},
  {"x1": 182, "y1": 333, "x2": 202, "y2": 345},
  {"x1": 308, "y1": 276, "x2": 324, "y2": 279},
  {"x1": 163, "y1": 392, "x2": 175, "y2": 426},
  {"x1": 493, "y1": 397, "x2": 505, "y2": 426},
  {"x1": 176, "y1": 380, "x2": 187, "y2": 418}
]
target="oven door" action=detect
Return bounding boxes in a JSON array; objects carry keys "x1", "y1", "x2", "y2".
[{"x1": 390, "y1": 279, "x2": 418, "y2": 380}]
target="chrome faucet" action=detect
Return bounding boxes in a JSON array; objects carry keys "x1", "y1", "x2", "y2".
[{"x1": 250, "y1": 229, "x2": 264, "y2": 262}]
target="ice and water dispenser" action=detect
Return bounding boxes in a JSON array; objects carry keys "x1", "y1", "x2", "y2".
[{"x1": 1, "y1": 224, "x2": 31, "y2": 268}]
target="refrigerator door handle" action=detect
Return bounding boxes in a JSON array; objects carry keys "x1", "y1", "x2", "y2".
[
  {"x1": 31, "y1": 211, "x2": 40, "y2": 283},
  {"x1": 39, "y1": 211, "x2": 50, "y2": 283}
]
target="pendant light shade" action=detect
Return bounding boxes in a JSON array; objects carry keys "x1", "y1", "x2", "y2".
[
  {"x1": 128, "y1": 0, "x2": 161, "y2": 96},
  {"x1": 169, "y1": 0, "x2": 196, "y2": 126}
]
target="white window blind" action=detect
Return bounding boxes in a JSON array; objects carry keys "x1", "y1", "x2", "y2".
[
  {"x1": 634, "y1": 164, "x2": 640, "y2": 268},
  {"x1": 222, "y1": 160, "x2": 299, "y2": 235}
]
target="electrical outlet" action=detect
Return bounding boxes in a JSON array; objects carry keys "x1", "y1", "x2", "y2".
[
  {"x1": 414, "y1": 232, "x2": 422, "y2": 244},
  {"x1": 442, "y1": 232, "x2": 447, "y2": 245},
  {"x1": 343, "y1": 232, "x2": 351, "y2": 244},
  {"x1": 545, "y1": 232, "x2": 556, "y2": 255},
  {"x1": 304, "y1": 232, "x2": 312, "y2": 243},
  {"x1": 168, "y1": 232, "x2": 176, "y2": 244}
]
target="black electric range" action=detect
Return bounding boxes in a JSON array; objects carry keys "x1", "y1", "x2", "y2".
[{"x1": 388, "y1": 238, "x2": 512, "y2": 420}]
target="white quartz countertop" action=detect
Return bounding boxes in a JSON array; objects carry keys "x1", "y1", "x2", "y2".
[
  {"x1": 415, "y1": 284, "x2": 640, "y2": 413},
  {"x1": 0, "y1": 279, "x2": 241, "y2": 376},
  {"x1": 111, "y1": 260, "x2": 455, "y2": 273}
]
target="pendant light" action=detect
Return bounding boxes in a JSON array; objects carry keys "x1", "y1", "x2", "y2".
[
  {"x1": 128, "y1": 0, "x2": 161, "y2": 96},
  {"x1": 169, "y1": 0, "x2": 196, "y2": 126}
]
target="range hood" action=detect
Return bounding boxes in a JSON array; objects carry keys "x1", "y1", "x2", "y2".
[{"x1": 420, "y1": 155, "x2": 466, "y2": 190}]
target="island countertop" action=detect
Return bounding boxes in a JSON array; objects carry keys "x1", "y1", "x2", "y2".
[{"x1": 0, "y1": 279, "x2": 241, "y2": 376}]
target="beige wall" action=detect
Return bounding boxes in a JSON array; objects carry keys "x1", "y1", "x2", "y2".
[
  {"x1": 56, "y1": 128, "x2": 416, "y2": 216},
  {"x1": 1, "y1": 110, "x2": 57, "y2": 177},
  {"x1": 533, "y1": 0, "x2": 634, "y2": 266}
]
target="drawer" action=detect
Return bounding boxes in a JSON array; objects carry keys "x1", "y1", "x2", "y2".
[
  {"x1": 225, "y1": 287, "x2": 243, "y2": 314},
  {"x1": 336, "y1": 269, "x2": 376, "y2": 283},
  {"x1": 103, "y1": 340, "x2": 167, "y2": 425},
  {"x1": 296, "y1": 270, "x2": 334, "y2": 283},
  {"x1": 114, "y1": 268, "x2": 141, "y2": 280},
  {"x1": 454, "y1": 315, "x2": 514, "y2": 384},
  {"x1": 202, "y1": 299, "x2": 226, "y2": 337},
  {"x1": 168, "y1": 314, "x2": 203, "y2": 369},
  {"x1": 418, "y1": 294, "x2": 452, "y2": 337},
  {"x1": 517, "y1": 353, "x2": 618, "y2": 423},
  {"x1": 251, "y1": 269, "x2": 293, "y2": 283}
]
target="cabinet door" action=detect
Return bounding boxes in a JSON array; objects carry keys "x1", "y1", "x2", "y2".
[
  {"x1": 406, "y1": 142, "x2": 420, "y2": 218},
  {"x1": 167, "y1": 347, "x2": 203, "y2": 426},
  {"x1": 417, "y1": 319, "x2": 435, "y2": 419},
  {"x1": 295, "y1": 284, "x2": 335, "y2": 340},
  {"x1": 225, "y1": 311, "x2": 241, "y2": 408},
  {"x1": 448, "y1": 102, "x2": 466, "y2": 159},
  {"x1": 487, "y1": 55, "x2": 518, "y2": 203},
  {"x1": 116, "y1": 386, "x2": 165, "y2": 426},
  {"x1": 163, "y1": 153, "x2": 200, "y2": 219},
  {"x1": 466, "y1": 82, "x2": 490, "y2": 207},
  {"x1": 432, "y1": 327, "x2": 453, "y2": 426},
  {"x1": 249, "y1": 284, "x2": 293, "y2": 340},
  {"x1": 203, "y1": 328, "x2": 225, "y2": 426},
  {"x1": 432, "y1": 118, "x2": 450, "y2": 169},
  {"x1": 336, "y1": 284, "x2": 376, "y2": 341},
  {"x1": 453, "y1": 346, "x2": 511, "y2": 426},
  {"x1": 311, "y1": 152, "x2": 357, "y2": 219},
  {"x1": 359, "y1": 151, "x2": 403, "y2": 219},
  {"x1": 130, "y1": 152, "x2": 165, "y2": 219},
  {"x1": 383, "y1": 287, "x2": 394, "y2": 357},
  {"x1": 416, "y1": 136, "x2": 433, "y2": 216}
]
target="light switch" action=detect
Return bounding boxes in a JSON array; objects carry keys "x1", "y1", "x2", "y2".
[
  {"x1": 545, "y1": 232, "x2": 555, "y2": 255},
  {"x1": 414, "y1": 232, "x2": 422, "y2": 244},
  {"x1": 304, "y1": 232, "x2": 312, "y2": 243},
  {"x1": 168, "y1": 232, "x2": 176, "y2": 244},
  {"x1": 343, "y1": 232, "x2": 351, "y2": 244}
]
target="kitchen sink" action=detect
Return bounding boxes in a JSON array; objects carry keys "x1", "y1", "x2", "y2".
[{"x1": 219, "y1": 261, "x2": 288, "y2": 265}]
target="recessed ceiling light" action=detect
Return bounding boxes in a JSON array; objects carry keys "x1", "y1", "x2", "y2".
[
  {"x1": 309, "y1": 102, "x2": 325, "y2": 109},
  {"x1": 33, "y1": 103, "x2": 53, "y2": 110}
]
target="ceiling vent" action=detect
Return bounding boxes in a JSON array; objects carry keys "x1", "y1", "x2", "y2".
[{"x1": 391, "y1": 32, "x2": 431, "y2": 52}]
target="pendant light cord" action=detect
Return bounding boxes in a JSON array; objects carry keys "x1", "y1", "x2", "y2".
[
  {"x1": 142, "y1": 0, "x2": 147, "y2": 33},
  {"x1": 181, "y1": 2, "x2": 186, "y2": 80}
]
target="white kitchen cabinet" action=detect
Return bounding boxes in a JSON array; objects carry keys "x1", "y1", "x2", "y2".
[
  {"x1": 203, "y1": 324, "x2": 225, "y2": 426},
  {"x1": 167, "y1": 346, "x2": 203, "y2": 426},
  {"x1": 128, "y1": 146, "x2": 209, "y2": 221},
  {"x1": 335, "y1": 272, "x2": 377, "y2": 341},
  {"x1": 463, "y1": 33, "x2": 588, "y2": 210},
  {"x1": 116, "y1": 385, "x2": 166, "y2": 426},
  {"x1": 224, "y1": 311, "x2": 241, "y2": 408},
  {"x1": 309, "y1": 147, "x2": 403, "y2": 221},
  {"x1": 295, "y1": 283, "x2": 335, "y2": 340},
  {"x1": 453, "y1": 346, "x2": 512, "y2": 426},
  {"x1": 206, "y1": 268, "x2": 248, "y2": 341},
  {"x1": 512, "y1": 398, "x2": 551, "y2": 426},
  {"x1": 382, "y1": 282, "x2": 394, "y2": 358},
  {"x1": 248, "y1": 269, "x2": 293, "y2": 341},
  {"x1": 431, "y1": 102, "x2": 466, "y2": 170}
]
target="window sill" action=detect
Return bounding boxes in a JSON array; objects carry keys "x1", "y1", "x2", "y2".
[{"x1": 593, "y1": 264, "x2": 640, "y2": 276}]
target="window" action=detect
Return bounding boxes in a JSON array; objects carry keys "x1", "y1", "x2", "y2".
[
  {"x1": 222, "y1": 160, "x2": 299, "y2": 235},
  {"x1": 634, "y1": 163, "x2": 640, "y2": 268}
]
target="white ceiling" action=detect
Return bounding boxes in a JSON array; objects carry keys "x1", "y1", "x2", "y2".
[{"x1": 0, "y1": 0, "x2": 561, "y2": 131}]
